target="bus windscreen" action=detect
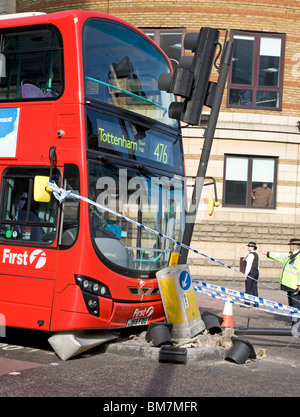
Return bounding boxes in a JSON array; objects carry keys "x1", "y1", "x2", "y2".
[{"x1": 83, "y1": 19, "x2": 177, "y2": 128}]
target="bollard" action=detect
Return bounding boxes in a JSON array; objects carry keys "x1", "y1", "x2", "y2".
[
  {"x1": 225, "y1": 336, "x2": 256, "y2": 364},
  {"x1": 159, "y1": 346, "x2": 187, "y2": 364},
  {"x1": 202, "y1": 311, "x2": 223, "y2": 334},
  {"x1": 156, "y1": 265, "x2": 205, "y2": 338},
  {"x1": 145, "y1": 322, "x2": 173, "y2": 347}
]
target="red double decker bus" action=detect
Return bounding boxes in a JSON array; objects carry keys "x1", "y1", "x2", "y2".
[{"x1": 0, "y1": 11, "x2": 186, "y2": 336}]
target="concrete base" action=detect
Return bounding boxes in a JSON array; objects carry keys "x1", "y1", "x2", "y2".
[
  {"x1": 104, "y1": 336, "x2": 227, "y2": 362},
  {"x1": 171, "y1": 319, "x2": 205, "y2": 339},
  {"x1": 48, "y1": 330, "x2": 119, "y2": 361}
]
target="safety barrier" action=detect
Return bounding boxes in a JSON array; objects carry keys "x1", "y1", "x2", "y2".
[{"x1": 48, "y1": 181, "x2": 300, "y2": 320}]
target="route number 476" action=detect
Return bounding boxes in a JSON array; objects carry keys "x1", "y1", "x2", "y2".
[{"x1": 154, "y1": 143, "x2": 168, "y2": 164}]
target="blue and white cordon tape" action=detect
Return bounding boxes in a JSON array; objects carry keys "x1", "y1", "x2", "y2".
[
  {"x1": 48, "y1": 181, "x2": 300, "y2": 319},
  {"x1": 193, "y1": 281, "x2": 300, "y2": 319}
]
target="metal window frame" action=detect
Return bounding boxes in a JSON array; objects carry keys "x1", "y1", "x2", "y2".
[
  {"x1": 222, "y1": 154, "x2": 278, "y2": 208},
  {"x1": 227, "y1": 30, "x2": 285, "y2": 111}
]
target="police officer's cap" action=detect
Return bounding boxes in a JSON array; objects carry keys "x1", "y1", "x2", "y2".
[
  {"x1": 288, "y1": 238, "x2": 300, "y2": 246},
  {"x1": 247, "y1": 241, "x2": 257, "y2": 250}
]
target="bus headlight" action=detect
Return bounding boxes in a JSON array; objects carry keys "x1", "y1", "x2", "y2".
[
  {"x1": 92, "y1": 282, "x2": 100, "y2": 293},
  {"x1": 83, "y1": 292, "x2": 99, "y2": 317},
  {"x1": 100, "y1": 286, "x2": 107, "y2": 296},
  {"x1": 75, "y1": 275, "x2": 112, "y2": 317},
  {"x1": 83, "y1": 279, "x2": 90, "y2": 289},
  {"x1": 74, "y1": 275, "x2": 111, "y2": 298}
]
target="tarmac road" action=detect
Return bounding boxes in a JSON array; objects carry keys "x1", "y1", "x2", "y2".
[
  {"x1": 0, "y1": 337, "x2": 298, "y2": 399},
  {"x1": 0, "y1": 280, "x2": 299, "y2": 399}
]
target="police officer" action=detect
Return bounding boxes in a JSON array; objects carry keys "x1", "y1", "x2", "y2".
[
  {"x1": 261, "y1": 238, "x2": 300, "y2": 321},
  {"x1": 244, "y1": 242, "x2": 259, "y2": 303}
]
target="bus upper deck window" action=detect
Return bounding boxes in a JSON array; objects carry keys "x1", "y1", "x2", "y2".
[{"x1": 0, "y1": 25, "x2": 64, "y2": 101}]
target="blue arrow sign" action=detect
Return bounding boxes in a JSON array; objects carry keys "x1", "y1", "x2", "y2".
[{"x1": 179, "y1": 270, "x2": 191, "y2": 291}]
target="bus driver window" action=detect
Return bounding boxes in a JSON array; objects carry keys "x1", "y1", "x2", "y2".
[{"x1": 0, "y1": 168, "x2": 60, "y2": 243}]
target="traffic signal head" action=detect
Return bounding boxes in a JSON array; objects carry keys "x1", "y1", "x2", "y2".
[{"x1": 158, "y1": 27, "x2": 220, "y2": 125}]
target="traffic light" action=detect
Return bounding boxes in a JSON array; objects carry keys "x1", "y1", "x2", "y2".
[{"x1": 158, "y1": 27, "x2": 220, "y2": 126}]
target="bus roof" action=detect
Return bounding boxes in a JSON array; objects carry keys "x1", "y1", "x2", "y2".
[
  {"x1": 0, "y1": 10, "x2": 132, "y2": 26},
  {"x1": 0, "y1": 10, "x2": 145, "y2": 40},
  {"x1": 0, "y1": 10, "x2": 171, "y2": 66},
  {"x1": 0, "y1": 12, "x2": 46, "y2": 20}
]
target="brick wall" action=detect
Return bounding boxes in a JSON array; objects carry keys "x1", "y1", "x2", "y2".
[
  {"x1": 187, "y1": 219, "x2": 296, "y2": 284},
  {"x1": 16, "y1": 0, "x2": 300, "y2": 117},
  {"x1": 183, "y1": 111, "x2": 300, "y2": 283}
]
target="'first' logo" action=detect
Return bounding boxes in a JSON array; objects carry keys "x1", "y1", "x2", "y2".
[{"x1": 2, "y1": 248, "x2": 47, "y2": 269}]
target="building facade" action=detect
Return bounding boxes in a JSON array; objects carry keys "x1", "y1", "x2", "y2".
[
  {"x1": 0, "y1": 0, "x2": 15, "y2": 14},
  {"x1": 11, "y1": 0, "x2": 300, "y2": 286}
]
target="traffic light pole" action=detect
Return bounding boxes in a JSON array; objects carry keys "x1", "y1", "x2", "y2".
[{"x1": 179, "y1": 40, "x2": 234, "y2": 264}]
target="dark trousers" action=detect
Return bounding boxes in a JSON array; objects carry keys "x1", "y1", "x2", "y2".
[
  {"x1": 287, "y1": 291, "x2": 294, "y2": 307},
  {"x1": 286, "y1": 290, "x2": 300, "y2": 324},
  {"x1": 281, "y1": 284, "x2": 300, "y2": 309},
  {"x1": 287, "y1": 290, "x2": 300, "y2": 309},
  {"x1": 281, "y1": 285, "x2": 300, "y2": 323},
  {"x1": 245, "y1": 268, "x2": 259, "y2": 303}
]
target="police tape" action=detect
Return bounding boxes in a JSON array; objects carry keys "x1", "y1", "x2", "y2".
[
  {"x1": 47, "y1": 181, "x2": 247, "y2": 276},
  {"x1": 194, "y1": 280, "x2": 300, "y2": 313},
  {"x1": 195, "y1": 286, "x2": 300, "y2": 320},
  {"x1": 48, "y1": 181, "x2": 299, "y2": 319},
  {"x1": 47, "y1": 181, "x2": 243, "y2": 267},
  {"x1": 193, "y1": 281, "x2": 300, "y2": 319}
]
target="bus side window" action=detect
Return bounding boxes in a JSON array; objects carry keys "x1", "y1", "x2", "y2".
[{"x1": 59, "y1": 164, "x2": 80, "y2": 247}]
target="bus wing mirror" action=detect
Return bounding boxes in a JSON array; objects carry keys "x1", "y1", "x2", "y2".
[
  {"x1": 208, "y1": 194, "x2": 214, "y2": 216},
  {"x1": 34, "y1": 176, "x2": 52, "y2": 202},
  {"x1": 205, "y1": 176, "x2": 220, "y2": 216},
  {"x1": 208, "y1": 194, "x2": 220, "y2": 216}
]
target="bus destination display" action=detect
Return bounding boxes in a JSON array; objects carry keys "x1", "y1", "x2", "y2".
[{"x1": 97, "y1": 126, "x2": 174, "y2": 167}]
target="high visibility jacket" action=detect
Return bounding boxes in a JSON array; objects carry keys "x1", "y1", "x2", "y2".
[{"x1": 267, "y1": 250, "x2": 300, "y2": 290}]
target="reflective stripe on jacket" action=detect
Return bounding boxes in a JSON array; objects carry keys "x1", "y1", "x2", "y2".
[{"x1": 268, "y1": 251, "x2": 300, "y2": 290}]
